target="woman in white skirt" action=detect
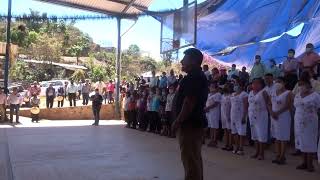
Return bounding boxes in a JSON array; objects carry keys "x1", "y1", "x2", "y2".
[
  {"x1": 221, "y1": 82, "x2": 233, "y2": 151},
  {"x1": 270, "y1": 77, "x2": 293, "y2": 165},
  {"x1": 205, "y1": 82, "x2": 222, "y2": 147},
  {"x1": 248, "y1": 78, "x2": 270, "y2": 160},
  {"x1": 230, "y1": 79, "x2": 248, "y2": 155},
  {"x1": 294, "y1": 79, "x2": 320, "y2": 172}
]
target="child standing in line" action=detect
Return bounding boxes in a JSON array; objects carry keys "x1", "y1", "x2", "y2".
[
  {"x1": 137, "y1": 90, "x2": 148, "y2": 131},
  {"x1": 146, "y1": 88, "x2": 154, "y2": 132},
  {"x1": 151, "y1": 88, "x2": 161, "y2": 133},
  {"x1": 128, "y1": 90, "x2": 138, "y2": 129},
  {"x1": 160, "y1": 89, "x2": 168, "y2": 136},
  {"x1": 248, "y1": 78, "x2": 270, "y2": 160},
  {"x1": 230, "y1": 79, "x2": 249, "y2": 155},
  {"x1": 221, "y1": 83, "x2": 233, "y2": 151},
  {"x1": 124, "y1": 92, "x2": 131, "y2": 128},
  {"x1": 205, "y1": 82, "x2": 222, "y2": 147},
  {"x1": 165, "y1": 85, "x2": 176, "y2": 138}
]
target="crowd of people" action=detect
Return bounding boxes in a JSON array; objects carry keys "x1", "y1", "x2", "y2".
[
  {"x1": 122, "y1": 43, "x2": 320, "y2": 173},
  {"x1": 0, "y1": 78, "x2": 116, "y2": 124}
]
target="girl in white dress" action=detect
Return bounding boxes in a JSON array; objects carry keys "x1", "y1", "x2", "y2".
[
  {"x1": 230, "y1": 79, "x2": 248, "y2": 155},
  {"x1": 205, "y1": 82, "x2": 222, "y2": 147},
  {"x1": 221, "y1": 83, "x2": 233, "y2": 151},
  {"x1": 294, "y1": 80, "x2": 320, "y2": 172},
  {"x1": 248, "y1": 78, "x2": 270, "y2": 160},
  {"x1": 270, "y1": 77, "x2": 293, "y2": 165}
]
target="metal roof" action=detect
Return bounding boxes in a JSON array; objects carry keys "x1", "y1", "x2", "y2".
[
  {"x1": 36, "y1": 0, "x2": 154, "y2": 17},
  {"x1": 21, "y1": 59, "x2": 88, "y2": 71}
]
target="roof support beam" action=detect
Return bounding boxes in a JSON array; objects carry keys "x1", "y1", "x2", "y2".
[
  {"x1": 122, "y1": 0, "x2": 137, "y2": 13},
  {"x1": 36, "y1": 0, "x2": 124, "y2": 16},
  {"x1": 107, "y1": 0, "x2": 148, "y2": 11},
  {"x1": 36, "y1": 0, "x2": 148, "y2": 16}
]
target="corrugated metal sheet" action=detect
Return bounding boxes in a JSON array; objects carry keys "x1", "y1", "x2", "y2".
[{"x1": 36, "y1": 0, "x2": 154, "y2": 16}]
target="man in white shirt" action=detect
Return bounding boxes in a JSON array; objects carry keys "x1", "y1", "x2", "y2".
[
  {"x1": 149, "y1": 70, "x2": 158, "y2": 88},
  {"x1": 8, "y1": 87, "x2": 23, "y2": 123},
  {"x1": 167, "y1": 69, "x2": 177, "y2": 87},
  {"x1": 228, "y1": 64, "x2": 239, "y2": 80},
  {"x1": 67, "y1": 80, "x2": 78, "y2": 107}
]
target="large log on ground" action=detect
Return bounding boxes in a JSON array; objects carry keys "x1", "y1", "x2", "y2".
[{"x1": 19, "y1": 104, "x2": 116, "y2": 120}]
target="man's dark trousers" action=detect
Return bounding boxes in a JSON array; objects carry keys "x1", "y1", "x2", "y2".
[
  {"x1": 179, "y1": 126, "x2": 204, "y2": 180},
  {"x1": 68, "y1": 93, "x2": 76, "y2": 107},
  {"x1": 93, "y1": 106, "x2": 101, "y2": 125},
  {"x1": 82, "y1": 93, "x2": 89, "y2": 105},
  {"x1": 46, "y1": 96, "x2": 54, "y2": 108}
]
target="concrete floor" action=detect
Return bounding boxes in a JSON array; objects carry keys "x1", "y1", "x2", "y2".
[{"x1": 0, "y1": 119, "x2": 319, "y2": 180}]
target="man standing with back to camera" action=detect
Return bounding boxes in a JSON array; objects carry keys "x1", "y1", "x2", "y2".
[{"x1": 172, "y1": 48, "x2": 208, "y2": 180}]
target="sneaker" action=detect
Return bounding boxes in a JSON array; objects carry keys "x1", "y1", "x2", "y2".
[
  {"x1": 222, "y1": 146, "x2": 229, "y2": 151},
  {"x1": 226, "y1": 146, "x2": 234, "y2": 151},
  {"x1": 277, "y1": 158, "x2": 286, "y2": 165},
  {"x1": 306, "y1": 166, "x2": 315, "y2": 172}
]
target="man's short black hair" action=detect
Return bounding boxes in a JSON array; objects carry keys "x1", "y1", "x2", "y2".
[
  {"x1": 288, "y1": 49, "x2": 295, "y2": 53},
  {"x1": 306, "y1": 43, "x2": 314, "y2": 48},
  {"x1": 184, "y1": 48, "x2": 203, "y2": 65},
  {"x1": 265, "y1": 73, "x2": 273, "y2": 77},
  {"x1": 255, "y1": 55, "x2": 261, "y2": 59}
]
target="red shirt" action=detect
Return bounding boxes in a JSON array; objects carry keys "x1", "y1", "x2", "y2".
[{"x1": 106, "y1": 83, "x2": 115, "y2": 92}]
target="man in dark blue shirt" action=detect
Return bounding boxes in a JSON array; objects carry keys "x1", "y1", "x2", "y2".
[
  {"x1": 172, "y1": 48, "x2": 208, "y2": 180},
  {"x1": 91, "y1": 88, "x2": 103, "y2": 126}
]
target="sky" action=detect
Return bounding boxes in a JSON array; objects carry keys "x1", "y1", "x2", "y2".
[{"x1": 0, "y1": 0, "x2": 205, "y2": 60}]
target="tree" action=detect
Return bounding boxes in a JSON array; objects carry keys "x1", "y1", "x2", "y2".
[
  {"x1": 67, "y1": 35, "x2": 90, "y2": 65},
  {"x1": 85, "y1": 54, "x2": 113, "y2": 81},
  {"x1": 29, "y1": 33, "x2": 62, "y2": 63},
  {"x1": 9, "y1": 61, "x2": 29, "y2": 82},
  {"x1": 90, "y1": 66, "x2": 108, "y2": 82},
  {"x1": 127, "y1": 44, "x2": 140, "y2": 56},
  {"x1": 71, "y1": 69, "x2": 86, "y2": 82}
]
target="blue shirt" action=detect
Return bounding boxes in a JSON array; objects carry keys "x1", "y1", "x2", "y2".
[
  {"x1": 151, "y1": 96, "x2": 160, "y2": 112},
  {"x1": 159, "y1": 76, "x2": 168, "y2": 88}
]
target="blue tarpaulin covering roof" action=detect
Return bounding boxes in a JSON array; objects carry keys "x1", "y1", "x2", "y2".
[{"x1": 196, "y1": 0, "x2": 320, "y2": 66}]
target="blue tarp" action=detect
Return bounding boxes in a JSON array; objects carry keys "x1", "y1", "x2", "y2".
[
  {"x1": 196, "y1": 0, "x2": 320, "y2": 66},
  {"x1": 197, "y1": 0, "x2": 312, "y2": 54},
  {"x1": 213, "y1": 17, "x2": 320, "y2": 67}
]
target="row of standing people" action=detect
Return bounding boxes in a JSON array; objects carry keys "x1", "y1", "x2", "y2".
[
  {"x1": 26, "y1": 80, "x2": 115, "y2": 109},
  {"x1": 205, "y1": 71, "x2": 320, "y2": 172},
  {"x1": 0, "y1": 87, "x2": 30, "y2": 123},
  {"x1": 123, "y1": 85, "x2": 177, "y2": 138},
  {"x1": 202, "y1": 43, "x2": 320, "y2": 92}
]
